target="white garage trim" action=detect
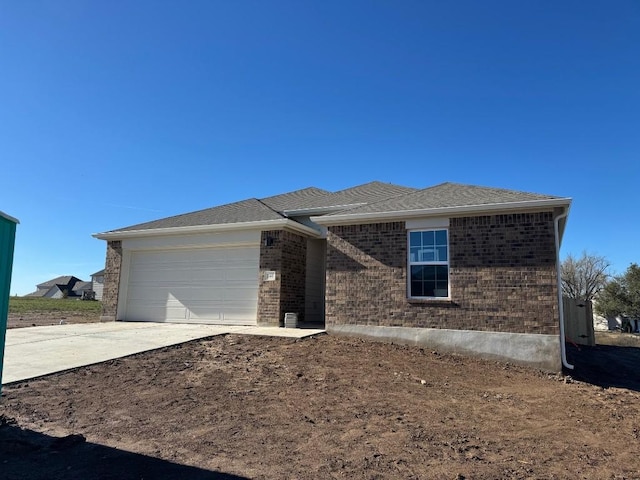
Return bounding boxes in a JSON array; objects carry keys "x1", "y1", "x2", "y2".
[{"x1": 94, "y1": 218, "x2": 321, "y2": 240}]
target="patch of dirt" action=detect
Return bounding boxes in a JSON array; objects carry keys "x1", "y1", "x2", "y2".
[
  {"x1": 2, "y1": 334, "x2": 639, "y2": 479},
  {"x1": 6, "y1": 312, "x2": 100, "y2": 329}
]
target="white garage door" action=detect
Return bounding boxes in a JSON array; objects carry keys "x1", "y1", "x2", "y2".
[{"x1": 124, "y1": 246, "x2": 259, "y2": 325}]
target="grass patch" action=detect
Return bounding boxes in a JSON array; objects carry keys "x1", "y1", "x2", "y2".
[
  {"x1": 595, "y1": 331, "x2": 640, "y2": 347},
  {"x1": 9, "y1": 297, "x2": 102, "y2": 315}
]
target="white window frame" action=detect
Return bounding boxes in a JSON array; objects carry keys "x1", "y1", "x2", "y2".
[{"x1": 407, "y1": 228, "x2": 450, "y2": 300}]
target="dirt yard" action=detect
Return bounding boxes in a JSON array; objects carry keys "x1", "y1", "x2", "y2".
[
  {"x1": 7, "y1": 297, "x2": 101, "y2": 329},
  {"x1": 6, "y1": 311, "x2": 100, "y2": 329},
  {"x1": 2, "y1": 331, "x2": 640, "y2": 480}
]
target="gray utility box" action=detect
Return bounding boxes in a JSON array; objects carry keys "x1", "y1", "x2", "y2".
[{"x1": 284, "y1": 312, "x2": 298, "y2": 328}]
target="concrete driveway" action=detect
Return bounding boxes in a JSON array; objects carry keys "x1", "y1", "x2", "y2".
[{"x1": 2, "y1": 322, "x2": 325, "y2": 384}]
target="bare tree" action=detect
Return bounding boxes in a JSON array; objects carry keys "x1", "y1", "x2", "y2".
[{"x1": 561, "y1": 251, "x2": 611, "y2": 301}]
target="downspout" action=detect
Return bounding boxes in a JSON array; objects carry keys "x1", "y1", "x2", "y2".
[{"x1": 554, "y1": 208, "x2": 574, "y2": 370}]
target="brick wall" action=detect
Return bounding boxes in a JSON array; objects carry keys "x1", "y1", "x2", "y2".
[
  {"x1": 100, "y1": 240, "x2": 122, "y2": 321},
  {"x1": 280, "y1": 231, "x2": 307, "y2": 320},
  {"x1": 325, "y1": 212, "x2": 559, "y2": 335},
  {"x1": 257, "y1": 230, "x2": 307, "y2": 326}
]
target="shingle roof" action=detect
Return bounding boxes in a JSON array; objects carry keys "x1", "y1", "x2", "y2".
[
  {"x1": 91, "y1": 269, "x2": 105, "y2": 276},
  {"x1": 37, "y1": 276, "x2": 80, "y2": 288},
  {"x1": 73, "y1": 281, "x2": 93, "y2": 292},
  {"x1": 261, "y1": 187, "x2": 330, "y2": 211},
  {"x1": 101, "y1": 181, "x2": 568, "y2": 235},
  {"x1": 283, "y1": 181, "x2": 417, "y2": 211},
  {"x1": 24, "y1": 288, "x2": 50, "y2": 297},
  {"x1": 107, "y1": 183, "x2": 413, "y2": 233},
  {"x1": 325, "y1": 182, "x2": 567, "y2": 216},
  {"x1": 117, "y1": 198, "x2": 285, "y2": 232}
]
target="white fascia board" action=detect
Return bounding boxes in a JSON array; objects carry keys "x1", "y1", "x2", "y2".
[
  {"x1": 93, "y1": 219, "x2": 322, "y2": 241},
  {"x1": 311, "y1": 198, "x2": 572, "y2": 226},
  {"x1": 0, "y1": 210, "x2": 20, "y2": 224}
]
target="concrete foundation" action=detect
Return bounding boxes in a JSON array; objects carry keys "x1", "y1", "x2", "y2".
[{"x1": 327, "y1": 324, "x2": 561, "y2": 372}]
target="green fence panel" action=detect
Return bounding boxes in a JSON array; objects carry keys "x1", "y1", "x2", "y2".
[{"x1": 0, "y1": 211, "x2": 19, "y2": 391}]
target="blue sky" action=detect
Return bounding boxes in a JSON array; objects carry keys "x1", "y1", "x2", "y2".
[{"x1": 1, "y1": 1, "x2": 638, "y2": 295}]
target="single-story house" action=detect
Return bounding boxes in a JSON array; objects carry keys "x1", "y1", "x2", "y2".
[
  {"x1": 94, "y1": 181, "x2": 572, "y2": 371},
  {"x1": 25, "y1": 276, "x2": 83, "y2": 299}
]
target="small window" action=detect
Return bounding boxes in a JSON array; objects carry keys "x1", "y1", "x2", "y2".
[{"x1": 408, "y1": 229, "x2": 449, "y2": 298}]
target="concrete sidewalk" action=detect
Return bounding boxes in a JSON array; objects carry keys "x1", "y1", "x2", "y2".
[{"x1": 2, "y1": 322, "x2": 325, "y2": 384}]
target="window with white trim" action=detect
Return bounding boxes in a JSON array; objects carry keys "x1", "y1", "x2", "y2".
[{"x1": 408, "y1": 229, "x2": 449, "y2": 298}]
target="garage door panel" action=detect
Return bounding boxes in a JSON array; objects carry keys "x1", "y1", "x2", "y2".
[
  {"x1": 176, "y1": 287, "x2": 225, "y2": 301},
  {"x1": 222, "y1": 287, "x2": 259, "y2": 301},
  {"x1": 124, "y1": 246, "x2": 259, "y2": 325},
  {"x1": 126, "y1": 304, "x2": 188, "y2": 322},
  {"x1": 223, "y1": 309, "x2": 259, "y2": 322},
  {"x1": 186, "y1": 307, "x2": 223, "y2": 322},
  {"x1": 226, "y1": 267, "x2": 259, "y2": 281},
  {"x1": 128, "y1": 286, "x2": 255, "y2": 303},
  {"x1": 126, "y1": 286, "x2": 203, "y2": 302},
  {"x1": 130, "y1": 266, "x2": 223, "y2": 283}
]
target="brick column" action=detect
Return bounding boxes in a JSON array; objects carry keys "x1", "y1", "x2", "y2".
[
  {"x1": 257, "y1": 231, "x2": 282, "y2": 326},
  {"x1": 100, "y1": 240, "x2": 122, "y2": 322},
  {"x1": 280, "y1": 231, "x2": 307, "y2": 320},
  {"x1": 257, "y1": 230, "x2": 306, "y2": 326}
]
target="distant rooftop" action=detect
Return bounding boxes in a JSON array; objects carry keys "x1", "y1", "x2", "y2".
[{"x1": 36, "y1": 276, "x2": 81, "y2": 288}]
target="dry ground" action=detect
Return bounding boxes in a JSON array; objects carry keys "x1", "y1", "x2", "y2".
[
  {"x1": 6, "y1": 311, "x2": 100, "y2": 329},
  {"x1": 7, "y1": 297, "x2": 101, "y2": 329},
  {"x1": 2, "y1": 330, "x2": 640, "y2": 480}
]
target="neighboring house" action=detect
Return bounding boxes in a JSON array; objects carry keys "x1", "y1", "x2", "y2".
[
  {"x1": 91, "y1": 269, "x2": 105, "y2": 301},
  {"x1": 94, "y1": 181, "x2": 572, "y2": 371},
  {"x1": 25, "y1": 276, "x2": 83, "y2": 299},
  {"x1": 72, "y1": 281, "x2": 94, "y2": 299}
]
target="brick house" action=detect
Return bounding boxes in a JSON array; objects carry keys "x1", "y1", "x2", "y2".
[{"x1": 94, "y1": 182, "x2": 571, "y2": 371}]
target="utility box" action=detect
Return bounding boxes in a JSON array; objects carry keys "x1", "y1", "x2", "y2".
[
  {"x1": 284, "y1": 312, "x2": 298, "y2": 328},
  {"x1": 0, "y1": 211, "x2": 19, "y2": 391}
]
